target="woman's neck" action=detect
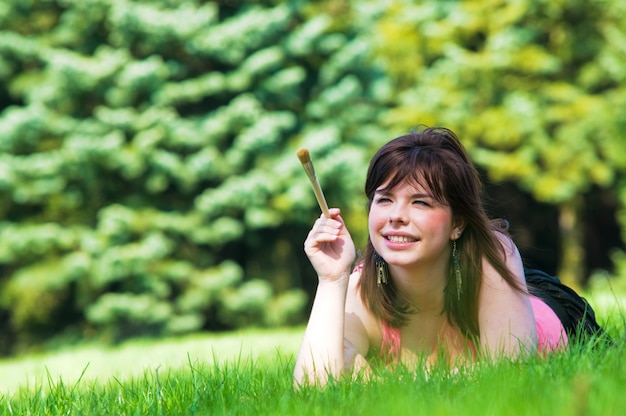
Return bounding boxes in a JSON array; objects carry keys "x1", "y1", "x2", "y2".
[{"x1": 387, "y1": 262, "x2": 448, "y2": 314}]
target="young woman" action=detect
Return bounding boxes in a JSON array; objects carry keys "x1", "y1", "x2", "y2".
[{"x1": 294, "y1": 126, "x2": 603, "y2": 385}]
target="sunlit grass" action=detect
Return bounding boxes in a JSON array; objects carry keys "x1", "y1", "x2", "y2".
[
  {"x1": 0, "y1": 327, "x2": 303, "y2": 396},
  {"x1": 0, "y1": 334, "x2": 623, "y2": 416},
  {"x1": 0, "y1": 292, "x2": 624, "y2": 415}
]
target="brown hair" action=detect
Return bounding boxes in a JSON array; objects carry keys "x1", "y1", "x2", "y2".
[{"x1": 357, "y1": 127, "x2": 523, "y2": 338}]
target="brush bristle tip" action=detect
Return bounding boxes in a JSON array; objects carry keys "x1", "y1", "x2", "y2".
[{"x1": 296, "y1": 148, "x2": 311, "y2": 163}]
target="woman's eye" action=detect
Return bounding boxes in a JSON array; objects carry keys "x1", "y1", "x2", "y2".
[
  {"x1": 376, "y1": 197, "x2": 391, "y2": 204},
  {"x1": 413, "y1": 200, "x2": 430, "y2": 207}
]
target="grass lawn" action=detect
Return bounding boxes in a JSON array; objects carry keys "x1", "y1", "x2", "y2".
[
  {"x1": 0, "y1": 291, "x2": 624, "y2": 415},
  {"x1": 0, "y1": 327, "x2": 304, "y2": 396}
]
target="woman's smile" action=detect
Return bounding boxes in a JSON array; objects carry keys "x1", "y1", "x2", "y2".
[{"x1": 384, "y1": 234, "x2": 418, "y2": 244}]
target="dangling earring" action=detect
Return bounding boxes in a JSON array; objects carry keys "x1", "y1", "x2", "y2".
[
  {"x1": 452, "y1": 240, "x2": 462, "y2": 300},
  {"x1": 374, "y1": 252, "x2": 388, "y2": 285}
]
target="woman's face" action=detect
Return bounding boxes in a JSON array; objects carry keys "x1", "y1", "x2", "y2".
[{"x1": 368, "y1": 179, "x2": 461, "y2": 271}]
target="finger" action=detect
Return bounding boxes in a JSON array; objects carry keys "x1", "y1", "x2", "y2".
[
  {"x1": 305, "y1": 222, "x2": 344, "y2": 246},
  {"x1": 328, "y1": 207, "x2": 341, "y2": 217},
  {"x1": 312, "y1": 216, "x2": 342, "y2": 232},
  {"x1": 306, "y1": 227, "x2": 341, "y2": 246},
  {"x1": 318, "y1": 207, "x2": 341, "y2": 220}
]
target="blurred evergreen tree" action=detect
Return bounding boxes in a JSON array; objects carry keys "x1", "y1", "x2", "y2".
[{"x1": 0, "y1": 0, "x2": 390, "y2": 351}]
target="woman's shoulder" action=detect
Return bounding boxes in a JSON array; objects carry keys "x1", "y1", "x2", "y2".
[
  {"x1": 348, "y1": 261, "x2": 363, "y2": 283},
  {"x1": 346, "y1": 267, "x2": 364, "y2": 307},
  {"x1": 492, "y1": 229, "x2": 518, "y2": 256},
  {"x1": 481, "y1": 229, "x2": 527, "y2": 291}
]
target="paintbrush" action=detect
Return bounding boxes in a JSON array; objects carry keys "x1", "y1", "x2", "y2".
[{"x1": 296, "y1": 148, "x2": 331, "y2": 218}]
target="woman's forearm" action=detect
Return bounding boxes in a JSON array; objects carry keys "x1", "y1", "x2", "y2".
[{"x1": 293, "y1": 274, "x2": 350, "y2": 386}]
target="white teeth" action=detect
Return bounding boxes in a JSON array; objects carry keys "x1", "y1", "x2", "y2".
[{"x1": 386, "y1": 235, "x2": 416, "y2": 243}]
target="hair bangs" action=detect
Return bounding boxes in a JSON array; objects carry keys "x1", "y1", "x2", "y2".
[{"x1": 374, "y1": 147, "x2": 449, "y2": 206}]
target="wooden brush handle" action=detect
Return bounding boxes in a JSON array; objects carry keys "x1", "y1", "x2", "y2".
[{"x1": 297, "y1": 149, "x2": 330, "y2": 218}]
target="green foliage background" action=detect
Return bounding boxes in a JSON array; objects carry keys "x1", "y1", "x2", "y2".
[
  {"x1": 0, "y1": 0, "x2": 391, "y2": 352},
  {"x1": 372, "y1": 0, "x2": 626, "y2": 286},
  {"x1": 0, "y1": 0, "x2": 625, "y2": 354}
]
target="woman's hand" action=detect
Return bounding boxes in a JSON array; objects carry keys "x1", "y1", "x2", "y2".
[{"x1": 304, "y1": 208, "x2": 356, "y2": 282}]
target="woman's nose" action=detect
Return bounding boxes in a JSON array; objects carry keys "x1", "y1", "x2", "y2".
[{"x1": 388, "y1": 204, "x2": 408, "y2": 224}]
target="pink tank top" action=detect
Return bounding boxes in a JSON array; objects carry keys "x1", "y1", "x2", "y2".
[
  {"x1": 380, "y1": 296, "x2": 568, "y2": 359},
  {"x1": 530, "y1": 296, "x2": 569, "y2": 352}
]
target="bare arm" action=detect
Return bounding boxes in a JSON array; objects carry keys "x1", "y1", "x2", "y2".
[
  {"x1": 294, "y1": 277, "x2": 350, "y2": 385},
  {"x1": 478, "y1": 234, "x2": 537, "y2": 359},
  {"x1": 293, "y1": 208, "x2": 364, "y2": 386}
]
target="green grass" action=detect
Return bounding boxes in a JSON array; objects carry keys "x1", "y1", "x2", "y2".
[
  {"x1": 0, "y1": 327, "x2": 304, "y2": 395},
  {"x1": 0, "y1": 293, "x2": 624, "y2": 415},
  {"x1": 0, "y1": 336, "x2": 624, "y2": 415}
]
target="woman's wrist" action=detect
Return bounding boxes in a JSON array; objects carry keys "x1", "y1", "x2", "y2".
[{"x1": 317, "y1": 271, "x2": 351, "y2": 287}]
